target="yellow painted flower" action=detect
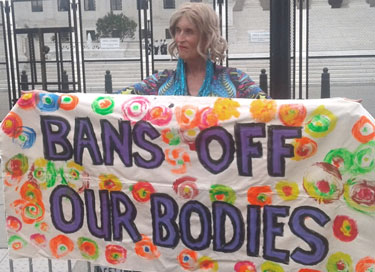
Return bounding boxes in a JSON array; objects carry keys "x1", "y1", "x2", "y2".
[
  {"x1": 99, "y1": 174, "x2": 122, "y2": 191},
  {"x1": 305, "y1": 105, "x2": 337, "y2": 138},
  {"x1": 213, "y1": 98, "x2": 240, "y2": 121},
  {"x1": 275, "y1": 180, "x2": 299, "y2": 201},
  {"x1": 250, "y1": 99, "x2": 277, "y2": 123}
]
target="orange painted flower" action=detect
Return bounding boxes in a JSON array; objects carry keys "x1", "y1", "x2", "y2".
[
  {"x1": 130, "y1": 181, "x2": 155, "y2": 203},
  {"x1": 250, "y1": 99, "x2": 277, "y2": 123},
  {"x1": 58, "y1": 94, "x2": 79, "y2": 110},
  {"x1": 355, "y1": 257, "x2": 375, "y2": 272},
  {"x1": 197, "y1": 107, "x2": 219, "y2": 129},
  {"x1": 165, "y1": 148, "x2": 191, "y2": 174},
  {"x1": 352, "y1": 116, "x2": 375, "y2": 143},
  {"x1": 2, "y1": 112, "x2": 23, "y2": 137},
  {"x1": 177, "y1": 249, "x2": 198, "y2": 271},
  {"x1": 175, "y1": 105, "x2": 200, "y2": 130},
  {"x1": 161, "y1": 128, "x2": 181, "y2": 146},
  {"x1": 99, "y1": 174, "x2": 122, "y2": 191},
  {"x1": 278, "y1": 103, "x2": 307, "y2": 126},
  {"x1": 146, "y1": 105, "x2": 173, "y2": 126},
  {"x1": 247, "y1": 185, "x2": 273, "y2": 206},
  {"x1": 213, "y1": 98, "x2": 240, "y2": 121},
  {"x1": 134, "y1": 235, "x2": 160, "y2": 260},
  {"x1": 292, "y1": 137, "x2": 318, "y2": 161},
  {"x1": 49, "y1": 234, "x2": 74, "y2": 258}
]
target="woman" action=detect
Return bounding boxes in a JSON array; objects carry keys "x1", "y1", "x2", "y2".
[{"x1": 119, "y1": 2, "x2": 267, "y2": 99}]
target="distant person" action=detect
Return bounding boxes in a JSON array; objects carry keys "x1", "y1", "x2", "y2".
[
  {"x1": 119, "y1": 2, "x2": 265, "y2": 98},
  {"x1": 153, "y1": 39, "x2": 160, "y2": 55},
  {"x1": 161, "y1": 39, "x2": 167, "y2": 55}
]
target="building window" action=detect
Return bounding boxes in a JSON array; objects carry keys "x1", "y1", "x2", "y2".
[
  {"x1": 110, "y1": 0, "x2": 122, "y2": 11},
  {"x1": 84, "y1": 0, "x2": 96, "y2": 11},
  {"x1": 163, "y1": 0, "x2": 175, "y2": 9},
  {"x1": 165, "y1": 28, "x2": 171, "y2": 39},
  {"x1": 58, "y1": 0, "x2": 69, "y2": 11},
  {"x1": 31, "y1": 0, "x2": 43, "y2": 12}
]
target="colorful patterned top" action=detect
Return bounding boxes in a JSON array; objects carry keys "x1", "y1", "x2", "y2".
[{"x1": 118, "y1": 59, "x2": 267, "y2": 99}]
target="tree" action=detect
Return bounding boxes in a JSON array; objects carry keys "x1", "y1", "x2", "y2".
[{"x1": 96, "y1": 13, "x2": 137, "y2": 41}]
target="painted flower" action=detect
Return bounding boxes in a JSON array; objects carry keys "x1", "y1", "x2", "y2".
[
  {"x1": 61, "y1": 161, "x2": 89, "y2": 193},
  {"x1": 355, "y1": 257, "x2": 375, "y2": 272},
  {"x1": 278, "y1": 103, "x2": 307, "y2": 126},
  {"x1": 77, "y1": 237, "x2": 99, "y2": 260},
  {"x1": 180, "y1": 127, "x2": 200, "y2": 151},
  {"x1": 161, "y1": 128, "x2": 181, "y2": 146},
  {"x1": 37, "y1": 93, "x2": 60, "y2": 112},
  {"x1": 17, "y1": 92, "x2": 37, "y2": 109},
  {"x1": 344, "y1": 178, "x2": 375, "y2": 215},
  {"x1": 165, "y1": 148, "x2": 191, "y2": 174},
  {"x1": 2, "y1": 112, "x2": 23, "y2": 138},
  {"x1": 305, "y1": 105, "x2": 337, "y2": 138},
  {"x1": 326, "y1": 252, "x2": 353, "y2": 272},
  {"x1": 209, "y1": 184, "x2": 236, "y2": 204},
  {"x1": 105, "y1": 244, "x2": 127, "y2": 265},
  {"x1": 197, "y1": 107, "x2": 219, "y2": 129},
  {"x1": 213, "y1": 98, "x2": 240, "y2": 121},
  {"x1": 6, "y1": 216, "x2": 22, "y2": 232},
  {"x1": 30, "y1": 233, "x2": 47, "y2": 247},
  {"x1": 49, "y1": 234, "x2": 74, "y2": 258},
  {"x1": 92, "y1": 96, "x2": 115, "y2": 115},
  {"x1": 303, "y1": 162, "x2": 343, "y2": 204},
  {"x1": 173, "y1": 176, "x2": 199, "y2": 199},
  {"x1": 31, "y1": 158, "x2": 57, "y2": 189},
  {"x1": 198, "y1": 256, "x2": 219, "y2": 272},
  {"x1": 352, "y1": 141, "x2": 375, "y2": 175},
  {"x1": 58, "y1": 94, "x2": 79, "y2": 111},
  {"x1": 12, "y1": 126, "x2": 36, "y2": 149},
  {"x1": 324, "y1": 148, "x2": 353, "y2": 174},
  {"x1": 250, "y1": 99, "x2": 277, "y2": 123},
  {"x1": 234, "y1": 261, "x2": 256, "y2": 272},
  {"x1": 134, "y1": 235, "x2": 160, "y2": 260},
  {"x1": 130, "y1": 181, "x2": 155, "y2": 203},
  {"x1": 5, "y1": 153, "x2": 28, "y2": 178},
  {"x1": 247, "y1": 185, "x2": 273, "y2": 206},
  {"x1": 175, "y1": 105, "x2": 200, "y2": 130},
  {"x1": 275, "y1": 180, "x2": 299, "y2": 201},
  {"x1": 146, "y1": 105, "x2": 172, "y2": 126},
  {"x1": 352, "y1": 116, "x2": 375, "y2": 143},
  {"x1": 292, "y1": 137, "x2": 318, "y2": 161},
  {"x1": 332, "y1": 215, "x2": 358, "y2": 242},
  {"x1": 122, "y1": 96, "x2": 150, "y2": 122},
  {"x1": 260, "y1": 261, "x2": 285, "y2": 272},
  {"x1": 8, "y1": 235, "x2": 27, "y2": 251},
  {"x1": 99, "y1": 173, "x2": 122, "y2": 191},
  {"x1": 177, "y1": 249, "x2": 198, "y2": 271}
]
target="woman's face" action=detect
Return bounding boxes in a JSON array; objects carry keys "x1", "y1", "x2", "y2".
[{"x1": 174, "y1": 16, "x2": 202, "y2": 62}]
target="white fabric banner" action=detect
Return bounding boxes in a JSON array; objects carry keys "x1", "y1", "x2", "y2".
[{"x1": 1, "y1": 92, "x2": 375, "y2": 271}]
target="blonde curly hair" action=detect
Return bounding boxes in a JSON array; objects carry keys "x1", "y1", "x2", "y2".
[{"x1": 168, "y1": 2, "x2": 227, "y2": 63}]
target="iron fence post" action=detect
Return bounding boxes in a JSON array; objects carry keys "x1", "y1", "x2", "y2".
[
  {"x1": 321, "y1": 67, "x2": 330, "y2": 98},
  {"x1": 105, "y1": 70, "x2": 113, "y2": 94},
  {"x1": 259, "y1": 69, "x2": 268, "y2": 94}
]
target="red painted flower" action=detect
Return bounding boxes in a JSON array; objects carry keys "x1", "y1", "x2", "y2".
[
  {"x1": 173, "y1": 176, "x2": 199, "y2": 199},
  {"x1": 293, "y1": 137, "x2": 318, "y2": 161},
  {"x1": 146, "y1": 105, "x2": 172, "y2": 126},
  {"x1": 332, "y1": 215, "x2": 358, "y2": 242},
  {"x1": 105, "y1": 244, "x2": 127, "y2": 265},
  {"x1": 130, "y1": 181, "x2": 155, "y2": 203},
  {"x1": 234, "y1": 261, "x2": 256, "y2": 272}
]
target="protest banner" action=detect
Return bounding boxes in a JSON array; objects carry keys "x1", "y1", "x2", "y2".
[{"x1": 1, "y1": 92, "x2": 375, "y2": 271}]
